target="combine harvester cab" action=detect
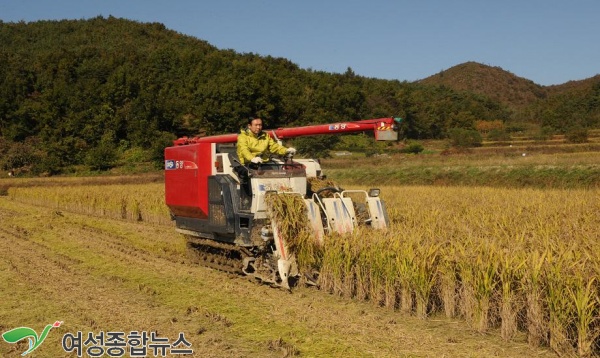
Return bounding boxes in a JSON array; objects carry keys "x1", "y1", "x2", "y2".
[{"x1": 165, "y1": 117, "x2": 399, "y2": 289}]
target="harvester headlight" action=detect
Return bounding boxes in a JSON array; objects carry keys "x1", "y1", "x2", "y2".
[{"x1": 368, "y1": 188, "x2": 380, "y2": 197}]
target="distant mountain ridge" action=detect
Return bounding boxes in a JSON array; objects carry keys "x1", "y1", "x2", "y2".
[
  {"x1": 417, "y1": 61, "x2": 600, "y2": 112},
  {"x1": 418, "y1": 62, "x2": 547, "y2": 109},
  {"x1": 545, "y1": 74, "x2": 600, "y2": 96}
]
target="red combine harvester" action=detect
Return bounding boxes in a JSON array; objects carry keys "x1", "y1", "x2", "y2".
[{"x1": 164, "y1": 117, "x2": 401, "y2": 288}]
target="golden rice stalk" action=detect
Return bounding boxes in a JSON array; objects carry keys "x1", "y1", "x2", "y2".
[
  {"x1": 264, "y1": 192, "x2": 322, "y2": 272},
  {"x1": 341, "y1": 232, "x2": 360, "y2": 298},
  {"x1": 438, "y1": 244, "x2": 459, "y2": 318},
  {"x1": 319, "y1": 233, "x2": 347, "y2": 295},
  {"x1": 458, "y1": 242, "x2": 499, "y2": 333},
  {"x1": 498, "y1": 249, "x2": 526, "y2": 341},
  {"x1": 383, "y1": 251, "x2": 399, "y2": 309},
  {"x1": 366, "y1": 240, "x2": 389, "y2": 306},
  {"x1": 569, "y1": 275, "x2": 598, "y2": 358},
  {"x1": 412, "y1": 242, "x2": 441, "y2": 319},
  {"x1": 307, "y1": 177, "x2": 341, "y2": 198},
  {"x1": 523, "y1": 249, "x2": 549, "y2": 347},
  {"x1": 546, "y1": 251, "x2": 577, "y2": 356},
  {"x1": 317, "y1": 264, "x2": 335, "y2": 294},
  {"x1": 395, "y1": 243, "x2": 415, "y2": 314},
  {"x1": 320, "y1": 230, "x2": 360, "y2": 298},
  {"x1": 350, "y1": 232, "x2": 374, "y2": 301}
]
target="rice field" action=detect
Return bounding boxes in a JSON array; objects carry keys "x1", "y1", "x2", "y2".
[
  {"x1": 319, "y1": 186, "x2": 600, "y2": 357},
  {"x1": 7, "y1": 183, "x2": 170, "y2": 225},
  {"x1": 5, "y1": 182, "x2": 600, "y2": 357}
]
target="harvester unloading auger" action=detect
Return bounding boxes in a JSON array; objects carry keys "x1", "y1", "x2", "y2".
[{"x1": 164, "y1": 117, "x2": 401, "y2": 289}]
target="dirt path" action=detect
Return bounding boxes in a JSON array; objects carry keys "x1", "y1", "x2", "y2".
[{"x1": 0, "y1": 197, "x2": 555, "y2": 357}]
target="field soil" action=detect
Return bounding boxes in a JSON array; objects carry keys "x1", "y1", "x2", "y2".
[{"x1": 0, "y1": 197, "x2": 555, "y2": 357}]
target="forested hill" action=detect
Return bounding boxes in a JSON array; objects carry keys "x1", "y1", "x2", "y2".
[
  {"x1": 419, "y1": 62, "x2": 546, "y2": 109},
  {"x1": 0, "y1": 17, "x2": 598, "y2": 175},
  {"x1": 420, "y1": 62, "x2": 600, "y2": 129}
]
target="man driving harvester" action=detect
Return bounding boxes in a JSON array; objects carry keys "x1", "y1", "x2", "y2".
[
  {"x1": 235, "y1": 117, "x2": 296, "y2": 208},
  {"x1": 236, "y1": 117, "x2": 296, "y2": 166}
]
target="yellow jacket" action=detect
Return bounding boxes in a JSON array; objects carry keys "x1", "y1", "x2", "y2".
[{"x1": 236, "y1": 128, "x2": 287, "y2": 165}]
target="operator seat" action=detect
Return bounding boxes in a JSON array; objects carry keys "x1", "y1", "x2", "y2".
[{"x1": 217, "y1": 144, "x2": 252, "y2": 210}]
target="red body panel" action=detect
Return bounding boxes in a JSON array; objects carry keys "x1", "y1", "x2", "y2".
[{"x1": 164, "y1": 142, "x2": 214, "y2": 219}]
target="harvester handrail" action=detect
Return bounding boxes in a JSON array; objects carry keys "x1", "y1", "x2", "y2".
[
  {"x1": 311, "y1": 192, "x2": 332, "y2": 234},
  {"x1": 340, "y1": 189, "x2": 369, "y2": 202}
]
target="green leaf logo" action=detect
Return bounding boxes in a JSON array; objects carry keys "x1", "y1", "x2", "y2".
[{"x1": 2, "y1": 321, "x2": 62, "y2": 356}]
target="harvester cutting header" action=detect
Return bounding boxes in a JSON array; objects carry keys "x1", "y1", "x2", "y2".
[{"x1": 164, "y1": 117, "x2": 401, "y2": 288}]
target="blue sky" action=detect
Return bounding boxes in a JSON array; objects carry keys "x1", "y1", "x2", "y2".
[{"x1": 1, "y1": 0, "x2": 598, "y2": 86}]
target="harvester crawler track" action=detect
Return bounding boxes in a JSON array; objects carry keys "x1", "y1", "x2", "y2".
[
  {"x1": 185, "y1": 236, "x2": 245, "y2": 274},
  {"x1": 185, "y1": 236, "x2": 285, "y2": 287}
]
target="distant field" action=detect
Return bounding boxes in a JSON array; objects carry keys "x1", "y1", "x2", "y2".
[{"x1": 323, "y1": 134, "x2": 600, "y2": 188}]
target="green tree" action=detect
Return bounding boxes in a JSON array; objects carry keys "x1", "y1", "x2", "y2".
[
  {"x1": 150, "y1": 131, "x2": 177, "y2": 169},
  {"x1": 293, "y1": 135, "x2": 340, "y2": 158},
  {"x1": 85, "y1": 131, "x2": 118, "y2": 171}
]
